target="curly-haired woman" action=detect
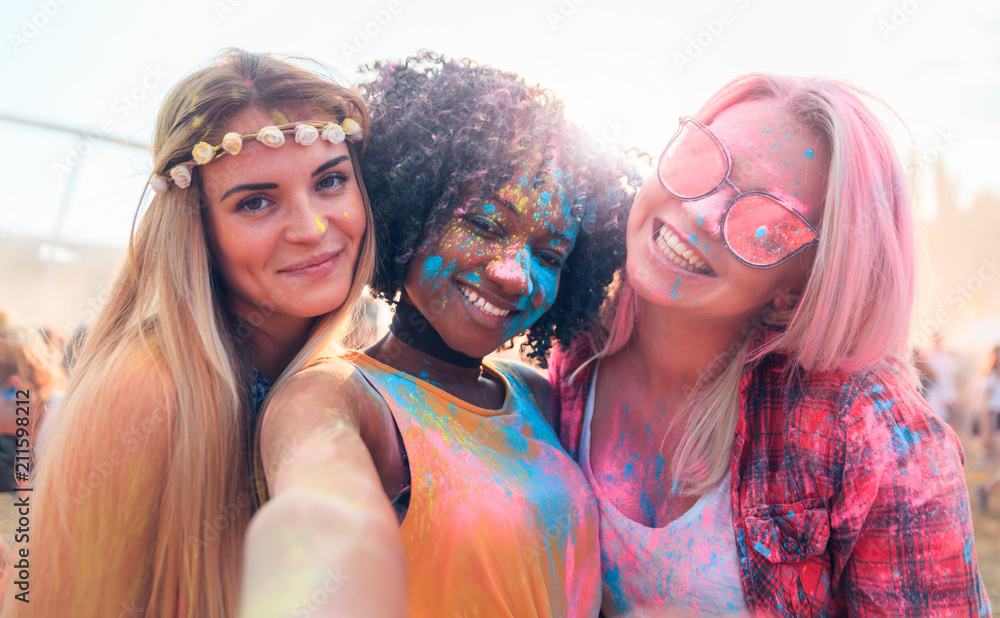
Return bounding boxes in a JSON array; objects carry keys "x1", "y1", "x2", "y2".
[{"x1": 245, "y1": 53, "x2": 640, "y2": 617}]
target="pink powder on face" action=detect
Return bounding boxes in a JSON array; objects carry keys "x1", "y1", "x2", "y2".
[{"x1": 489, "y1": 259, "x2": 524, "y2": 280}]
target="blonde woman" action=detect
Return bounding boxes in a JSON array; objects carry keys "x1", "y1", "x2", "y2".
[
  {"x1": 2, "y1": 49, "x2": 375, "y2": 618},
  {"x1": 550, "y1": 74, "x2": 990, "y2": 615}
]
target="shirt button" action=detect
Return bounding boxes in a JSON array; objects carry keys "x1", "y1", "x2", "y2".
[{"x1": 781, "y1": 536, "x2": 799, "y2": 553}]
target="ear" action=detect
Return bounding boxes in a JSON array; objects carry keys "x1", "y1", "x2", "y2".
[{"x1": 773, "y1": 287, "x2": 803, "y2": 311}]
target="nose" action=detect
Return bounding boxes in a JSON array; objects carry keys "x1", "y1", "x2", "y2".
[
  {"x1": 681, "y1": 193, "x2": 730, "y2": 237},
  {"x1": 484, "y1": 246, "x2": 534, "y2": 297},
  {"x1": 284, "y1": 194, "x2": 326, "y2": 244}
]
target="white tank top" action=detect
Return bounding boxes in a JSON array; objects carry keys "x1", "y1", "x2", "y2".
[{"x1": 579, "y1": 366, "x2": 751, "y2": 617}]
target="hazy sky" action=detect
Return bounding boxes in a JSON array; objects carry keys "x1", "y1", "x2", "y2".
[{"x1": 1, "y1": 0, "x2": 998, "y2": 248}]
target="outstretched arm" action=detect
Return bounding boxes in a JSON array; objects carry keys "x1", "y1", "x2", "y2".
[{"x1": 240, "y1": 361, "x2": 405, "y2": 618}]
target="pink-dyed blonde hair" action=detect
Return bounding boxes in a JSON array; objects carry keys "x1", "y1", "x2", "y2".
[{"x1": 594, "y1": 73, "x2": 917, "y2": 493}]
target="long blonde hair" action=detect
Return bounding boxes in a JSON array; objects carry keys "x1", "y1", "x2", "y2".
[
  {"x1": 593, "y1": 74, "x2": 916, "y2": 496},
  {"x1": 11, "y1": 49, "x2": 375, "y2": 618}
]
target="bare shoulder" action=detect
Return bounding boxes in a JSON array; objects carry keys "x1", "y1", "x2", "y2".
[
  {"x1": 504, "y1": 359, "x2": 555, "y2": 428},
  {"x1": 259, "y1": 358, "x2": 398, "y2": 487},
  {"x1": 262, "y1": 358, "x2": 384, "y2": 433}
]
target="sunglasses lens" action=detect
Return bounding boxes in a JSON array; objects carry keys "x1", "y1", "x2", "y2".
[
  {"x1": 723, "y1": 194, "x2": 817, "y2": 267},
  {"x1": 658, "y1": 120, "x2": 728, "y2": 199}
]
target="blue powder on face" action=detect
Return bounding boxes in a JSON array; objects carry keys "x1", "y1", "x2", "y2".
[
  {"x1": 539, "y1": 192, "x2": 552, "y2": 206},
  {"x1": 763, "y1": 127, "x2": 771, "y2": 132},
  {"x1": 670, "y1": 277, "x2": 681, "y2": 299},
  {"x1": 755, "y1": 226, "x2": 767, "y2": 239},
  {"x1": 420, "y1": 255, "x2": 444, "y2": 285},
  {"x1": 689, "y1": 234, "x2": 697, "y2": 244},
  {"x1": 804, "y1": 149, "x2": 814, "y2": 158},
  {"x1": 697, "y1": 213, "x2": 704, "y2": 227}
]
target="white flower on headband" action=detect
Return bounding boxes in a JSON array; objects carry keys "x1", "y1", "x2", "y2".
[
  {"x1": 322, "y1": 123, "x2": 346, "y2": 144},
  {"x1": 222, "y1": 132, "x2": 243, "y2": 155},
  {"x1": 170, "y1": 165, "x2": 192, "y2": 189},
  {"x1": 162, "y1": 119, "x2": 359, "y2": 190},
  {"x1": 295, "y1": 124, "x2": 320, "y2": 146},
  {"x1": 192, "y1": 142, "x2": 215, "y2": 165},
  {"x1": 256, "y1": 126, "x2": 285, "y2": 148},
  {"x1": 342, "y1": 119, "x2": 363, "y2": 141}
]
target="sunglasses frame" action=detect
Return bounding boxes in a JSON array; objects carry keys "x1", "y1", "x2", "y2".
[{"x1": 657, "y1": 116, "x2": 820, "y2": 269}]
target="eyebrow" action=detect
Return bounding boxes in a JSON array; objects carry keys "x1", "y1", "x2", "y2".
[
  {"x1": 485, "y1": 198, "x2": 575, "y2": 246},
  {"x1": 219, "y1": 156, "x2": 352, "y2": 201},
  {"x1": 311, "y1": 155, "x2": 350, "y2": 177}
]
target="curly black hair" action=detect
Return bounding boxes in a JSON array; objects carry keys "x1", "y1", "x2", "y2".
[{"x1": 358, "y1": 51, "x2": 642, "y2": 366}]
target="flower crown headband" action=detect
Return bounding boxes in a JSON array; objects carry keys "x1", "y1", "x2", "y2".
[{"x1": 150, "y1": 118, "x2": 363, "y2": 193}]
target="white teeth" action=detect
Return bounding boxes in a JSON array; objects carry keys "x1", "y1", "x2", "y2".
[
  {"x1": 654, "y1": 228, "x2": 711, "y2": 275},
  {"x1": 459, "y1": 284, "x2": 510, "y2": 317}
]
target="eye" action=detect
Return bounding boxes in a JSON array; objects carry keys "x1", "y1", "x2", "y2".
[
  {"x1": 466, "y1": 215, "x2": 502, "y2": 237},
  {"x1": 316, "y1": 172, "x2": 348, "y2": 192},
  {"x1": 236, "y1": 194, "x2": 274, "y2": 213},
  {"x1": 536, "y1": 250, "x2": 566, "y2": 270}
]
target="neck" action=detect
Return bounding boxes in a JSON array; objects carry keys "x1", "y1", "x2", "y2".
[
  {"x1": 245, "y1": 314, "x2": 317, "y2": 383},
  {"x1": 619, "y1": 301, "x2": 752, "y2": 403},
  {"x1": 367, "y1": 305, "x2": 485, "y2": 389},
  {"x1": 388, "y1": 300, "x2": 483, "y2": 369}
]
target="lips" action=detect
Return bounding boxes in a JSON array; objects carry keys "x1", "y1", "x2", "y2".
[
  {"x1": 278, "y1": 248, "x2": 343, "y2": 275},
  {"x1": 456, "y1": 280, "x2": 522, "y2": 328},
  {"x1": 650, "y1": 220, "x2": 715, "y2": 276}
]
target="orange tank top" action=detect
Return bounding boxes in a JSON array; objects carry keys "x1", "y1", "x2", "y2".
[{"x1": 345, "y1": 351, "x2": 601, "y2": 617}]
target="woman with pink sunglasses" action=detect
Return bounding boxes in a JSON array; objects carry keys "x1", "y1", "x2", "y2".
[{"x1": 550, "y1": 74, "x2": 990, "y2": 616}]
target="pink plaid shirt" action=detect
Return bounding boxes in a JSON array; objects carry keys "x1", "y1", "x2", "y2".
[{"x1": 550, "y1": 334, "x2": 991, "y2": 617}]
